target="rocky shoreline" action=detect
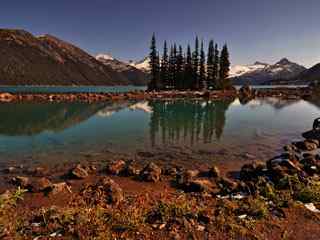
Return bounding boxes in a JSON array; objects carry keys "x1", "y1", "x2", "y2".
[
  {"x1": 0, "y1": 127, "x2": 320, "y2": 239},
  {"x1": 0, "y1": 86, "x2": 312, "y2": 103}
]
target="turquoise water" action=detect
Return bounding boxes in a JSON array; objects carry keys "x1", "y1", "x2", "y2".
[
  {"x1": 0, "y1": 97, "x2": 319, "y2": 167},
  {"x1": 0, "y1": 85, "x2": 305, "y2": 93},
  {"x1": 0, "y1": 85, "x2": 147, "y2": 93}
]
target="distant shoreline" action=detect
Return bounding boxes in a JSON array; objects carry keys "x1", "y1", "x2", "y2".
[{"x1": 0, "y1": 87, "x2": 312, "y2": 103}]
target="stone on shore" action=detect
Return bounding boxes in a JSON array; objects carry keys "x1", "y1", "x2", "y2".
[
  {"x1": 51, "y1": 182, "x2": 72, "y2": 195},
  {"x1": 0, "y1": 93, "x2": 15, "y2": 102},
  {"x1": 176, "y1": 170, "x2": 200, "y2": 185},
  {"x1": 208, "y1": 166, "x2": 220, "y2": 179},
  {"x1": 11, "y1": 176, "x2": 30, "y2": 188},
  {"x1": 107, "y1": 160, "x2": 126, "y2": 175},
  {"x1": 100, "y1": 177, "x2": 124, "y2": 205},
  {"x1": 140, "y1": 162, "x2": 162, "y2": 182},
  {"x1": 30, "y1": 177, "x2": 52, "y2": 192},
  {"x1": 294, "y1": 140, "x2": 318, "y2": 151},
  {"x1": 70, "y1": 164, "x2": 89, "y2": 179}
]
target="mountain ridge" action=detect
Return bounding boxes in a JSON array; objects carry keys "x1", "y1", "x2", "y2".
[
  {"x1": 231, "y1": 58, "x2": 307, "y2": 85},
  {"x1": 0, "y1": 29, "x2": 147, "y2": 86}
]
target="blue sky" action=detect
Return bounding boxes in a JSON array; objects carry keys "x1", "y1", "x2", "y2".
[{"x1": 0, "y1": 0, "x2": 319, "y2": 67}]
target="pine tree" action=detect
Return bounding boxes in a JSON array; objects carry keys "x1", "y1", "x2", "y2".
[
  {"x1": 206, "y1": 40, "x2": 214, "y2": 89},
  {"x1": 168, "y1": 45, "x2": 177, "y2": 89},
  {"x1": 213, "y1": 43, "x2": 220, "y2": 89},
  {"x1": 160, "y1": 41, "x2": 169, "y2": 88},
  {"x1": 176, "y1": 45, "x2": 184, "y2": 90},
  {"x1": 172, "y1": 44, "x2": 178, "y2": 89},
  {"x1": 199, "y1": 40, "x2": 206, "y2": 89},
  {"x1": 185, "y1": 44, "x2": 193, "y2": 90},
  {"x1": 148, "y1": 33, "x2": 161, "y2": 90},
  {"x1": 192, "y1": 36, "x2": 199, "y2": 89},
  {"x1": 219, "y1": 44, "x2": 231, "y2": 89}
]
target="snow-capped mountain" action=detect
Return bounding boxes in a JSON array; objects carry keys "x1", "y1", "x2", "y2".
[
  {"x1": 96, "y1": 53, "x2": 114, "y2": 61},
  {"x1": 229, "y1": 62, "x2": 268, "y2": 78},
  {"x1": 96, "y1": 54, "x2": 149, "y2": 85},
  {"x1": 128, "y1": 57, "x2": 150, "y2": 72},
  {"x1": 231, "y1": 58, "x2": 306, "y2": 85}
]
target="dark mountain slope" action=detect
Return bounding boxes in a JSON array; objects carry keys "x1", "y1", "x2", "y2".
[
  {"x1": 297, "y1": 63, "x2": 320, "y2": 83},
  {"x1": 0, "y1": 29, "x2": 147, "y2": 86}
]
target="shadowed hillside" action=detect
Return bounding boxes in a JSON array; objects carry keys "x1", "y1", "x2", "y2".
[{"x1": 0, "y1": 29, "x2": 148, "y2": 86}]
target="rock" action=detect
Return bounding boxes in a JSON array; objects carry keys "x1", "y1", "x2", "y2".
[
  {"x1": 4, "y1": 167, "x2": 16, "y2": 174},
  {"x1": 240, "y1": 161, "x2": 265, "y2": 181},
  {"x1": 240, "y1": 164, "x2": 256, "y2": 181},
  {"x1": 176, "y1": 170, "x2": 199, "y2": 185},
  {"x1": 0, "y1": 93, "x2": 15, "y2": 102},
  {"x1": 163, "y1": 166, "x2": 178, "y2": 176},
  {"x1": 269, "y1": 164, "x2": 287, "y2": 181},
  {"x1": 140, "y1": 162, "x2": 162, "y2": 182},
  {"x1": 100, "y1": 177, "x2": 124, "y2": 205},
  {"x1": 11, "y1": 176, "x2": 30, "y2": 188},
  {"x1": 283, "y1": 144, "x2": 298, "y2": 152},
  {"x1": 186, "y1": 179, "x2": 218, "y2": 193},
  {"x1": 70, "y1": 164, "x2": 89, "y2": 179},
  {"x1": 123, "y1": 164, "x2": 141, "y2": 177},
  {"x1": 26, "y1": 167, "x2": 48, "y2": 177},
  {"x1": 30, "y1": 177, "x2": 52, "y2": 192},
  {"x1": 0, "y1": 190, "x2": 11, "y2": 201},
  {"x1": 218, "y1": 177, "x2": 238, "y2": 193},
  {"x1": 51, "y1": 182, "x2": 72, "y2": 195},
  {"x1": 198, "y1": 209, "x2": 213, "y2": 224},
  {"x1": 208, "y1": 166, "x2": 220, "y2": 179},
  {"x1": 307, "y1": 139, "x2": 319, "y2": 147},
  {"x1": 294, "y1": 140, "x2": 318, "y2": 151},
  {"x1": 107, "y1": 160, "x2": 126, "y2": 175}
]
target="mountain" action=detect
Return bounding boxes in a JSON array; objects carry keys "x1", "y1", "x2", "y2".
[
  {"x1": 231, "y1": 58, "x2": 306, "y2": 85},
  {"x1": 0, "y1": 29, "x2": 146, "y2": 86},
  {"x1": 295, "y1": 63, "x2": 320, "y2": 84},
  {"x1": 96, "y1": 54, "x2": 149, "y2": 86},
  {"x1": 128, "y1": 57, "x2": 150, "y2": 72}
]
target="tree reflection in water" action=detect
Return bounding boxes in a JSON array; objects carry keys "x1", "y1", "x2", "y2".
[{"x1": 149, "y1": 99, "x2": 234, "y2": 147}]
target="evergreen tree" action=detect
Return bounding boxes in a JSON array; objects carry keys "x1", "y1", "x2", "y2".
[
  {"x1": 213, "y1": 43, "x2": 220, "y2": 89},
  {"x1": 185, "y1": 44, "x2": 193, "y2": 90},
  {"x1": 206, "y1": 40, "x2": 214, "y2": 89},
  {"x1": 168, "y1": 45, "x2": 177, "y2": 89},
  {"x1": 160, "y1": 41, "x2": 169, "y2": 88},
  {"x1": 176, "y1": 45, "x2": 184, "y2": 89},
  {"x1": 172, "y1": 44, "x2": 178, "y2": 89},
  {"x1": 219, "y1": 44, "x2": 231, "y2": 89},
  {"x1": 148, "y1": 33, "x2": 161, "y2": 90},
  {"x1": 199, "y1": 40, "x2": 206, "y2": 89},
  {"x1": 192, "y1": 36, "x2": 199, "y2": 89}
]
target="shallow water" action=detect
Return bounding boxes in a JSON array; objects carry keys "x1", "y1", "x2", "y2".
[{"x1": 0, "y1": 97, "x2": 319, "y2": 167}]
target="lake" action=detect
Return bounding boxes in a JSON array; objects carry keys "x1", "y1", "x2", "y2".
[
  {"x1": 0, "y1": 85, "x2": 306, "y2": 93},
  {"x1": 0, "y1": 97, "x2": 319, "y2": 169}
]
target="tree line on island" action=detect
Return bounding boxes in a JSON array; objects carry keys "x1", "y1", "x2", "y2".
[{"x1": 148, "y1": 34, "x2": 232, "y2": 91}]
